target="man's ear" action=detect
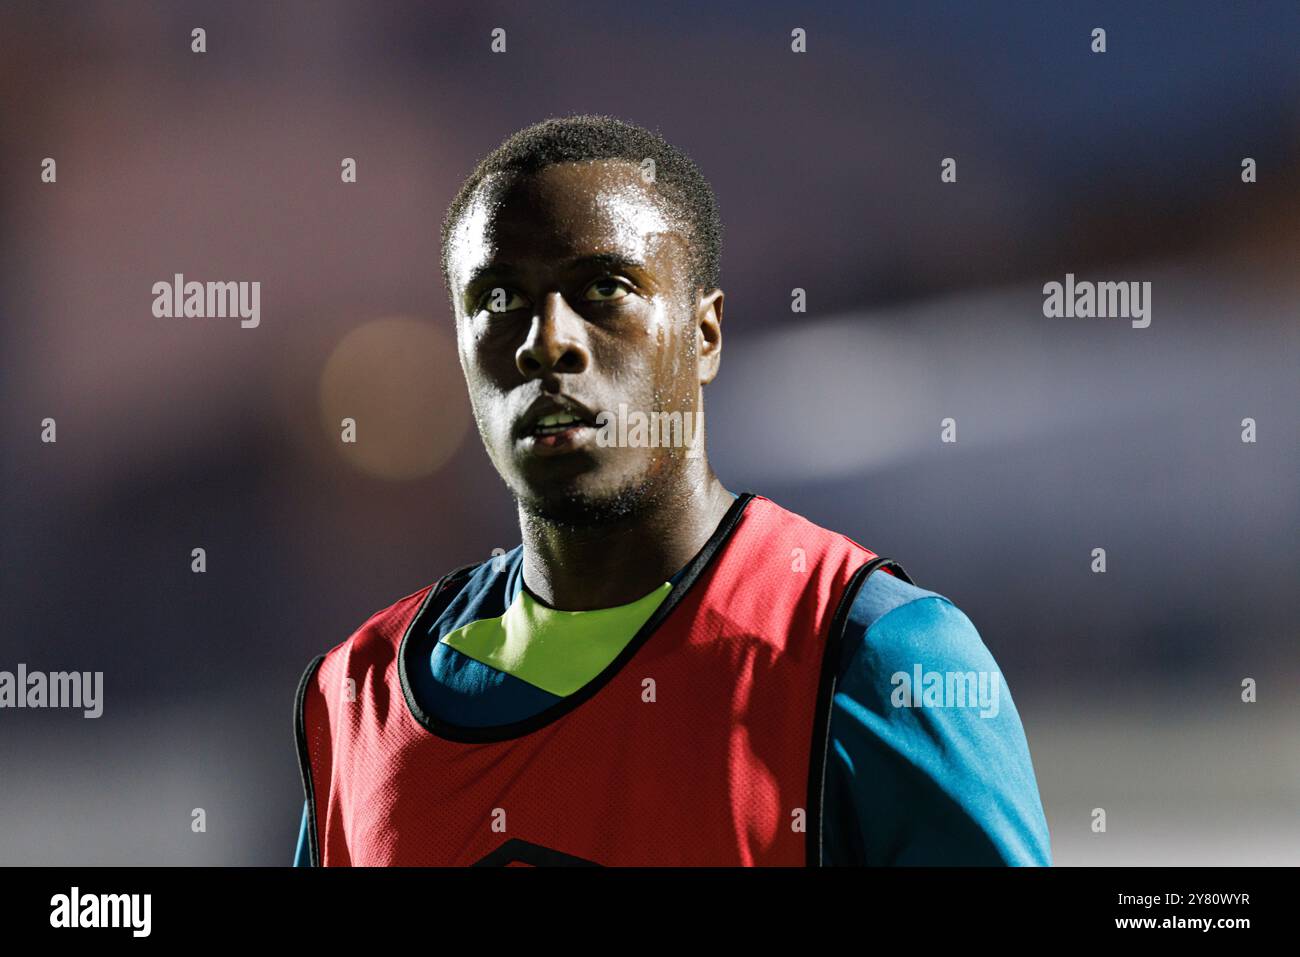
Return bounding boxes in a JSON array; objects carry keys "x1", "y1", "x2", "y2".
[{"x1": 696, "y1": 288, "x2": 723, "y2": 385}]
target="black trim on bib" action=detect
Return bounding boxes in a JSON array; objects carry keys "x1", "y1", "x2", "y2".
[
  {"x1": 805, "y1": 555, "x2": 913, "y2": 867},
  {"x1": 397, "y1": 491, "x2": 757, "y2": 744},
  {"x1": 293, "y1": 653, "x2": 326, "y2": 868},
  {"x1": 472, "y1": 838, "x2": 602, "y2": 867}
]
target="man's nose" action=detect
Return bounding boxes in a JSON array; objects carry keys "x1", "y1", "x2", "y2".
[{"x1": 516, "y1": 292, "x2": 590, "y2": 379}]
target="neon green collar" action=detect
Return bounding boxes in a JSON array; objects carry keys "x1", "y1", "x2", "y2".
[{"x1": 439, "y1": 581, "x2": 673, "y2": 697}]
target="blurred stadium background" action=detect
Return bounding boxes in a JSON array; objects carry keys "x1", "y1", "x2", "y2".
[{"x1": 1, "y1": 1, "x2": 1296, "y2": 865}]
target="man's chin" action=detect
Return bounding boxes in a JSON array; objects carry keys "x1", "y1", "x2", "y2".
[{"x1": 512, "y1": 472, "x2": 665, "y2": 529}]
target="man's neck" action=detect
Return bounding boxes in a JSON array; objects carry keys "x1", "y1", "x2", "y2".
[{"x1": 518, "y1": 473, "x2": 735, "y2": 611}]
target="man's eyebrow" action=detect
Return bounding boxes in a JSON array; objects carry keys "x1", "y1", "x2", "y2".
[
  {"x1": 462, "y1": 263, "x2": 509, "y2": 299},
  {"x1": 563, "y1": 252, "x2": 648, "y2": 274},
  {"x1": 462, "y1": 253, "x2": 650, "y2": 300}
]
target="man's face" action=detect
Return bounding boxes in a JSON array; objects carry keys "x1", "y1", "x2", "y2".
[{"x1": 446, "y1": 159, "x2": 721, "y2": 525}]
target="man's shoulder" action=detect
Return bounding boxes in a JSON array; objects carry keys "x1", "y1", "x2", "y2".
[
  {"x1": 839, "y1": 563, "x2": 994, "y2": 680},
  {"x1": 745, "y1": 494, "x2": 963, "y2": 652},
  {"x1": 846, "y1": 566, "x2": 947, "y2": 633},
  {"x1": 748, "y1": 493, "x2": 876, "y2": 556}
]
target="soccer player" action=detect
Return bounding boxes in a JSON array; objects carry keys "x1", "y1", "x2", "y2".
[{"x1": 293, "y1": 115, "x2": 1052, "y2": 866}]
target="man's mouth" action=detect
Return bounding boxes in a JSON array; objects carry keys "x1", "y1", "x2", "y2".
[
  {"x1": 532, "y1": 411, "x2": 587, "y2": 435},
  {"x1": 516, "y1": 399, "x2": 601, "y2": 455}
]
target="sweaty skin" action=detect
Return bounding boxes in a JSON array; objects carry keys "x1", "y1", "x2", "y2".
[{"x1": 447, "y1": 159, "x2": 733, "y2": 611}]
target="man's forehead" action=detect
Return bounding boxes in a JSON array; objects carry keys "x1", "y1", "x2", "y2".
[{"x1": 449, "y1": 161, "x2": 690, "y2": 283}]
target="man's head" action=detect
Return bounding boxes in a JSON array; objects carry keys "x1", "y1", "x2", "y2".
[{"x1": 441, "y1": 115, "x2": 724, "y2": 527}]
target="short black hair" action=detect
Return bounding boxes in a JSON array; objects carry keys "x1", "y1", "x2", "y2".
[{"x1": 440, "y1": 114, "x2": 722, "y2": 309}]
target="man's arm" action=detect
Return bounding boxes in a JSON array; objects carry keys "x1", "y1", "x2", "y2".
[{"x1": 822, "y1": 574, "x2": 1052, "y2": 865}]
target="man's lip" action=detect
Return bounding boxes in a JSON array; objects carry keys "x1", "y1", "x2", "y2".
[
  {"x1": 515, "y1": 396, "x2": 600, "y2": 438},
  {"x1": 517, "y1": 422, "x2": 599, "y2": 456}
]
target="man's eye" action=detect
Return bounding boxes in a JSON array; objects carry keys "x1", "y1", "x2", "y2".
[
  {"x1": 583, "y1": 277, "x2": 631, "y2": 302},
  {"x1": 479, "y1": 288, "x2": 528, "y2": 314}
]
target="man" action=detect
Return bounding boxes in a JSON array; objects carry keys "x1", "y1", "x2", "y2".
[{"x1": 293, "y1": 114, "x2": 1051, "y2": 866}]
